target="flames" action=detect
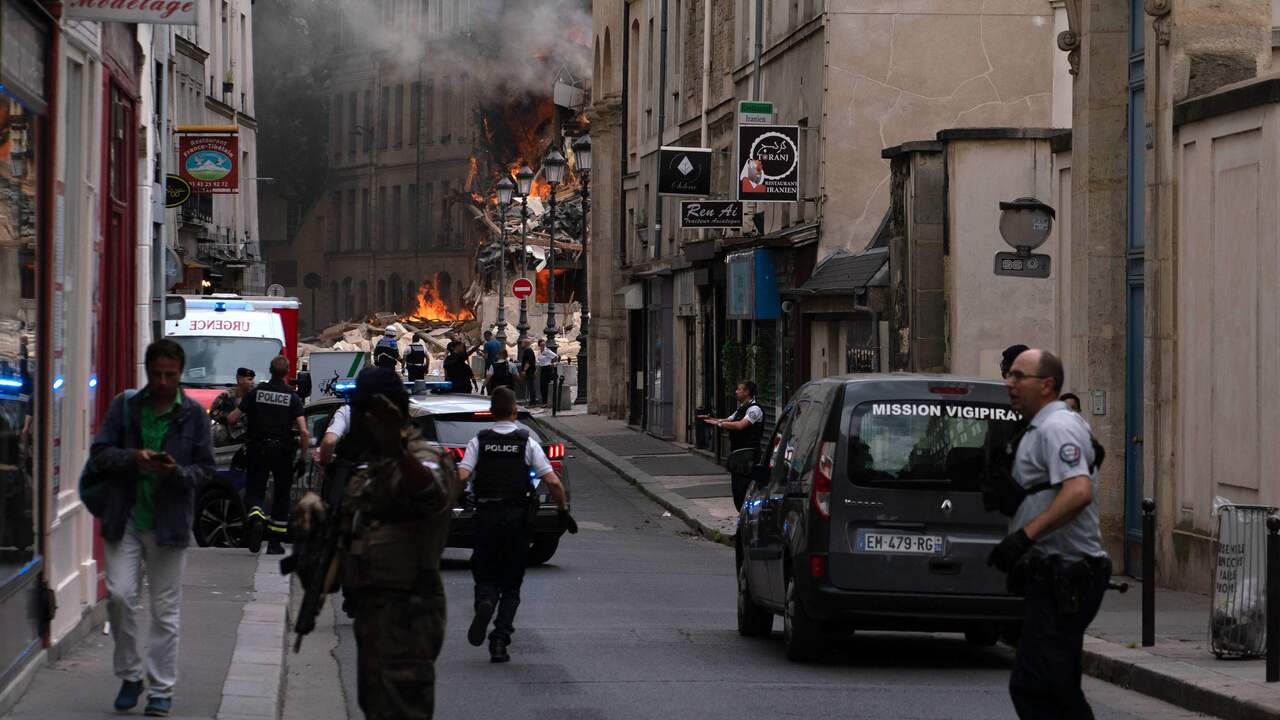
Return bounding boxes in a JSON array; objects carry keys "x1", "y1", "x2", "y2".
[
  {"x1": 406, "y1": 275, "x2": 473, "y2": 323},
  {"x1": 465, "y1": 156, "x2": 479, "y2": 192}
]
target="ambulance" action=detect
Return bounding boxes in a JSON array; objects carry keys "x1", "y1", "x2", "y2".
[{"x1": 165, "y1": 294, "x2": 301, "y2": 409}]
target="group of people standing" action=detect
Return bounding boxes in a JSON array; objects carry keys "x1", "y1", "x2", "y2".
[{"x1": 470, "y1": 330, "x2": 561, "y2": 404}]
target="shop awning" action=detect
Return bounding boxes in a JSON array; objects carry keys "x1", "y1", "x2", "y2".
[{"x1": 786, "y1": 246, "x2": 888, "y2": 297}]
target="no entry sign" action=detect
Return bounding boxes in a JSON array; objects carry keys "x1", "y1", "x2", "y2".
[{"x1": 512, "y1": 278, "x2": 534, "y2": 299}]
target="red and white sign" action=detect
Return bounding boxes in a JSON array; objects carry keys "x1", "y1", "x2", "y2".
[
  {"x1": 66, "y1": 0, "x2": 197, "y2": 25},
  {"x1": 512, "y1": 278, "x2": 534, "y2": 300},
  {"x1": 179, "y1": 135, "x2": 240, "y2": 194}
]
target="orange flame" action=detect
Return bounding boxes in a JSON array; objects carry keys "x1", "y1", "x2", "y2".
[
  {"x1": 407, "y1": 275, "x2": 473, "y2": 323},
  {"x1": 465, "y1": 157, "x2": 479, "y2": 192}
]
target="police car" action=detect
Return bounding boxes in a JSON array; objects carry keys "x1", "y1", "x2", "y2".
[
  {"x1": 195, "y1": 381, "x2": 570, "y2": 565},
  {"x1": 735, "y1": 374, "x2": 1024, "y2": 661}
]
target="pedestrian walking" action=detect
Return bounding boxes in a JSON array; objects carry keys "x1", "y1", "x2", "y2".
[
  {"x1": 988, "y1": 348, "x2": 1109, "y2": 720},
  {"x1": 535, "y1": 339, "x2": 558, "y2": 408},
  {"x1": 294, "y1": 367, "x2": 459, "y2": 719},
  {"x1": 83, "y1": 339, "x2": 215, "y2": 717},
  {"x1": 485, "y1": 348, "x2": 518, "y2": 394},
  {"x1": 228, "y1": 355, "x2": 310, "y2": 555},
  {"x1": 517, "y1": 337, "x2": 537, "y2": 403},
  {"x1": 208, "y1": 367, "x2": 254, "y2": 444},
  {"x1": 698, "y1": 380, "x2": 764, "y2": 509},
  {"x1": 459, "y1": 387, "x2": 577, "y2": 662}
]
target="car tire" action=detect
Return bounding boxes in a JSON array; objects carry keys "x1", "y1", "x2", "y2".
[
  {"x1": 526, "y1": 535, "x2": 560, "y2": 566},
  {"x1": 964, "y1": 628, "x2": 1000, "y2": 647},
  {"x1": 783, "y1": 577, "x2": 825, "y2": 662},
  {"x1": 737, "y1": 561, "x2": 774, "y2": 637},
  {"x1": 195, "y1": 486, "x2": 246, "y2": 549}
]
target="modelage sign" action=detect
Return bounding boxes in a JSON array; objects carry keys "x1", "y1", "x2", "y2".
[{"x1": 66, "y1": 0, "x2": 196, "y2": 24}]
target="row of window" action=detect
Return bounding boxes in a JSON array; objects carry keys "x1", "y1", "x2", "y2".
[
  {"x1": 327, "y1": 181, "x2": 465, "y2": 252},
  {"x1": 329, "y1": 272, "x2": 456, "y2": 321},
  {"x1": 330, "y1": 79, "x2": 467, "y2": 159},
  {"x1": 337, "y1": 0, "x2": 468, "y2": 49}
]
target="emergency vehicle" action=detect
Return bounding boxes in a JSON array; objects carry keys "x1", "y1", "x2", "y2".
[{"x1": 165, "y1": 294, "x2": 300, "y2": 409}]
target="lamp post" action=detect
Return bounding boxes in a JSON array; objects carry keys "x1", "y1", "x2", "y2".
[
  {"x1": 515, "y1": 164, "x2": 534, "y2": 341},
  {"x1": 572, "y1": 134, "x2": 592, "y2": 405},
  {"x1": 542, "y1": 149, "x2": 566, "y2": 351},
  {"x1": 495, "y1": 176, "x2": 515, "y2": 343}
]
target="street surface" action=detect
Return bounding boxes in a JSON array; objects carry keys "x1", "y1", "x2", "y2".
[{"x1": 289, "y1": 449, "x2": 1206, "y2": 720}]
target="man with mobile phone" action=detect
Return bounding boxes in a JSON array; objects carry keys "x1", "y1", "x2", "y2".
[{"x1": 86, "y1": 339, "x2": 215, "y2": 717}]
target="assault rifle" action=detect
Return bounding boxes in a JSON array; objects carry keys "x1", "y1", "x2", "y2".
[{"x1": 280, "y1": 460, "x2": 353, "y2": 652}]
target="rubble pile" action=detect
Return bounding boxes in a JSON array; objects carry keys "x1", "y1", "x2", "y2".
[
  {"x1": 300, "y1": 316, "x2": 481, "y2": 374},
  {"x1": 468, "y1": 185, "x2": 585, "y2": 292}
]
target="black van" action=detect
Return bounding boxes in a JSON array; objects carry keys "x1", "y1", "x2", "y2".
[{"x1": 735, "y1": 374, "x2": 1024, "y2": 661}]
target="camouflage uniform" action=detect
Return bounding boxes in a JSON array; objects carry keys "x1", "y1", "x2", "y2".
[
  {"x1": 209, "y1": 388, "x2": 246, "y2": 443},
  {"x1": 340, "y1": 424, "x2": 457, "y2": 720}
]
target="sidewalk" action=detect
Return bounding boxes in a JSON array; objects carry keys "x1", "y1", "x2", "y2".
[
  {"x1": 2, "y1": 549, "x2": 290, "y2": 720},
  {"x1": 543, "y1": 412, "x2": 1280, "y2": 720}
]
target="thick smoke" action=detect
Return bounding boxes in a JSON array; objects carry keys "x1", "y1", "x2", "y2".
[{"x1": 337, "y1": 0, "x2": 592, "y2": 98}]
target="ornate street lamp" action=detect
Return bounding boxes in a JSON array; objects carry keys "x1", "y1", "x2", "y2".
[
  {"x1": 515, "y1": 164, "x2": 535, "y2": 341},
  {"x1": 572, "y1": 134, "x2": 592, "y2": 405},
  {"x1": 542, "y1": 148, "x2": 566, "y2": 351},
  {"x1": 495, "y1": 176, "x2": 515, "y2": 343}
]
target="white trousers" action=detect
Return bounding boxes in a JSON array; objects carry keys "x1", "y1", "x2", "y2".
[{"x1": 105, "y1": 524, "x2": 187, "y2": 698}]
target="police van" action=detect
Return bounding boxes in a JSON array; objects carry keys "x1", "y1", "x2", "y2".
[
  {"x1": 165, "y1": 295, "x2": 299, "y2": 410},
  {"x1": 736, "y1": 374, "x2": 1024, "y2": 661}
]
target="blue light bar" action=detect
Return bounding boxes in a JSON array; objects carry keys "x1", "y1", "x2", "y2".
[
  {"x1": 333, "y1": 382, "x2": 356, "y2": 392},
  {"x1": 52, "y1": 375, "x2": 64, "y2": 392},
  {"x1": 0, "y1": 378, "x2": 22, "y2": 389},
  {"x1": 89, "y1": 375, "x2": 98, "y2": 389}
]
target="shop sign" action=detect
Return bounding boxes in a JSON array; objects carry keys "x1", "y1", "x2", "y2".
[
  {"x1": 657, "y1": 146, "x2": 712, "y2": 197},
  {"x1": 1, "y1": 1, "x2": 49, "y2": 109},
  {"x1": 65, "y1": 0, "x2": 197, "y2": 25},
  {"x1": 726, "y1": 249, "x2": 781, "y2": 321},
  {"x1": 165, "y1": 174, "x2": 191, "y2": 207},
  {"x1": 738, "y1": 100, "x2": 774, "y2": 126},
  {"x1": 737, "y1": 124, "x2": 799, "y2": 202},
  {"x1": 679, "y1": 200, "x2": 742, "y2": 229},
  {"x1": 179, "y1": 135, "x2": 239, "y2": 194}
]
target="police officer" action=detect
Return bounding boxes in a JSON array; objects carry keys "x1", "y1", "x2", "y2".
[
  {"x1": 405, "y1": 338, "x2": 428, "y2": 381},
  {"x1": 698, "y1": 380, "x2": 764, "y2": 508},
  {"x1": 228, "y1": 355, "x2": 309, "y2": 555},
  {"x1": 295, "y1": 367, "x2": 458, "y2": 719},
  {"x1": 988, "y1": 348, "x2": 1109, "y2": 719},
  {"x1": 373, "y1": 328, "x2": 400, "y2": 372},
  {"x1": 457, "y1": 387, "x2": 576, "y2": 663}
]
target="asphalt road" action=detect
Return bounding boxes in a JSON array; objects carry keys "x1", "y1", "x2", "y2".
[{"x1": 308, "y1": 449, "x2": 1205, "y2": 720}]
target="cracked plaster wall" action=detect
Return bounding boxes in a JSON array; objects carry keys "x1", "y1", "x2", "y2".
[{"x1": 822, "y1": 0, "x2": 1057, "y2": 253}]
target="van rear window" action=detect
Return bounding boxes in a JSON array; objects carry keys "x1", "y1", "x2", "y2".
[{"x1": 847, "y1": 401, "x2": 1022, "y2": 491}]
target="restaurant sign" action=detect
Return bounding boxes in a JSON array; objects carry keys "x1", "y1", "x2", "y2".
[
  {"x1": 66, "y1": 0, "x2": 197, "y2": 25},
  {"x1": 178, "y1": 135, "x2": 239, "y2": 194}
]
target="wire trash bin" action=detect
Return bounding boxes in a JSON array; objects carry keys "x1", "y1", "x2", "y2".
[{"x1": 1210, "y1": 502, "x2": 1278, "y2": 658}]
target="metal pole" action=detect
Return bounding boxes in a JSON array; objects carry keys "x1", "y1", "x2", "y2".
[
  {"x1": 496, "y1": 199, "x2": 509, "y2": 343},
  {"x1": 1142, "y1": 497, "x2": 1156, "y2": 647},
  {"x1": 545, "y1": 182, "x2": 559, "y2": 350},
  {"x1": 517, "y1": 199, "x2": 530, "y2": 340},
  {"x1": 575, "y1": 170, "x2": 590, "y2": 404},
  {"x1": 753, "y1": 0, "x2": 763, "y2": 100},
  {"x1": 1267, "y1": 515, "x2": 1279, "y2": 682}
]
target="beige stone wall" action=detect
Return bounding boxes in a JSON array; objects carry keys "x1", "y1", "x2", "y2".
[
  {"x1": 1173, "y1": 105, "x2": 1280, "y2": 555},
  {"x1": 822, "y1": 0, "x2": 1058, "y2": 254},
  {"x1": 945, "y1": 138, "x2": 1060, "y2": 379}
]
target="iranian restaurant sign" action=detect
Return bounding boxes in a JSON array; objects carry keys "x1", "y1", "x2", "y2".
[
  {"x1": 66, "y1": 0, "x2": 197, "y2": 24},
  {"x1": 179, "y1": 135, "x2": 239, "y2": 194}
]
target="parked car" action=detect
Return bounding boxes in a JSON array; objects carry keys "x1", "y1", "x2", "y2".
[
  {"x1": 193, "y1": 387, "x2": 570, "y2": 565},
  {"x1": 735, "y1": 374, "x2": 1025, "y2": 661}
]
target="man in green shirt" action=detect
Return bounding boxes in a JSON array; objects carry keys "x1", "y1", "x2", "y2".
[{"x1": 87, "y1": 339, "x2": 215, "y2": 717}]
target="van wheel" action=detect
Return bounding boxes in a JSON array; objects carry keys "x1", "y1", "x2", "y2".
[
  {"x1": 783, "y1": 578, "x2": 825, "y2": 662},
  {"x1": 526, "y1": 536, "x2": 560, "y2": 566},
  {"x1": 195, "y1": 487, "x2": 245, "y2": 548},
  {"x1": 964, "y1": 628, "x2": 1000, "y2": 647},
  {"x1": 737, "y1": 562, "x2": 773, "y2": 637}
]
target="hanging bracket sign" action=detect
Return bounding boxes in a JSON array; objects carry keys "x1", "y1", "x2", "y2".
[
  {"x1": 657, "y1": 146, "x2": 712, "y2": 197},
  {"x1": 737, "y1": 124, "x2": 800, "y2": 202},
  {"x1": 164, "y1": 174, "x2": 191, "y2": 208},
  {"x1": 178, "y1": 134, "x2": 239, "y2": 194}
]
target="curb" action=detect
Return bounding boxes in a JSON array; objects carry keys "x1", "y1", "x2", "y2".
[
  {"x1": 1081, "y1": 636, "x2": 1280, "y2": 720},
  {"x1": 217, "y1": 553, "x2": 291, "y2": 720},
  {"x1": 541, "y1": 417, "x2": 736, "y2": 547}
]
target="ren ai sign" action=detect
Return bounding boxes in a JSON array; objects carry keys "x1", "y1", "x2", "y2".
[{"x1": 66, "y1": 0, "x2": 197, "y2": 25}]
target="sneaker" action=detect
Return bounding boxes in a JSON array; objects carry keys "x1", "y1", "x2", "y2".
[
  {"x1": 489, "y1": 637, "x2": 510, "y2": 663},
  {"x1": 468, "y1": 599, "x2": 495, "y2": 647},
  {"x1": 246, "y1": 510, "x2": 265, "y2": 554},
  {"x1": 266, "y1": 540, "x2": 285, "y2": 555},
  {"x1": 114, "y1": 679, "x2": 144, "y2": 711},
  {"x1": 144, "y1": 696, "x2": 172, "y2": 717}
]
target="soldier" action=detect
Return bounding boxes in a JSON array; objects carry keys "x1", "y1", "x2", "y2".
[
  {"x1": 209, "y1": 367, "x2": 254, "y2": 444},
  {"x1": 988, "y1": 348, "x2": 1109, "y2": 719},
  {"x1": 228, "y1": 355, "x2": 309, "y2": 555},
  {"x1": 458, "y1": 387, "x2": 576, "y2": 663},
  {"x1": 296, "y1": 366, "x2": 458, "y2": 719}
]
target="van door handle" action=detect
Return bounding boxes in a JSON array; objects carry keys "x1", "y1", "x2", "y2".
[
  {"x1": 929, "y1": 559, "x2": 961, "y2": 575},
  {"x1": 875, "y1": 521, "x2": 926, "y2": 530}
]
